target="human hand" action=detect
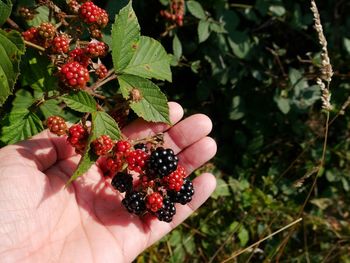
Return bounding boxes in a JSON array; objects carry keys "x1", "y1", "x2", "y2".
[{"x1": 0, "y1": 102, "x2": 216, "y2": 263}]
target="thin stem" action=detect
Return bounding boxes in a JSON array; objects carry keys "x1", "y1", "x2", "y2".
[
  {"x1": 90, "y1": 69, "x2": 116, "y2": 91},
  {"x1": 275, "y1": 111, "x2": 330, "y2": 261},
  {"x1": 6, "y1": 18, "x2": 20, "y2": 30},
  {"x1": 221, "y1": 218, "x2": 303, "y2": 262},
  {"x1": 83, "y1": 88, "x2": 106, "y2": 100},
  {"x1": 229, "y1": 3, "x2": 253, "y2": 9},
  {"x1": 24, "y1": 40, "x2": 46, "y2": 52}
]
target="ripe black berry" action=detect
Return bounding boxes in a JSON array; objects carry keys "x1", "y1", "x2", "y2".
[
  {"x1": 122, "y1": 191, "x2": 146, "y2": 215},
  {"x1": 147, "y1": 147, "x2": 178, "y2": 178},
  {"x1": 111, "y1": 172, "x2": 133, "y2": 193},
  {"x1": 168, "y1": 179, "x2": 194, "y2": 205},
  {"x1": 156, "y1": 197, "x2": 176, "y2": 222}
]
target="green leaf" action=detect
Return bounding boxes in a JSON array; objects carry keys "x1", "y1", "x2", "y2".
[
  {"x1": 187, "y1": 1, "x2": 206, "y2": 20},
  {"x1": 39, "y1": 99, "x2": 64, "y2": 119},
  {"x1": 0, "y1": 109, "x2": 43, "y2": 144},
  {"x1": 344, "y1": 38, "x2": 350, "y2": 54},
  {"x1": 122, "y1": 36, "x2": 172, "y2": 82},
  {"x1": 67, "y1": 111, "x2": 122, "y2": 184},
  {"x1": 269, "y1": 5, "x2": 286, "y2": 17},
  {"x1": 66, "y1": 142, "x2": 97, "y2": 185},
  {"x1": 118, "y1": 74, "x2": 170, "y2": 124},
  {"x1": 198, "y1": 20, "x2": 210, "y2": 43},
  {"x1": 26, "y1": 6, "x2": 55, "y2": 27},
  {"x1": 112, "y1": 0, "x2": 140, "y2": 71},
  {"x1": 12, "y1": 89, "x2": 35, "y2": 109},
  {"x1": 0, "y1": 30, "x2": 25, "y2": 106},
  {"x1": 92, "y1": 111, "x2": 122, "y2": 140},
  {"x1": 211, "y1": 178, "x2": 231, "y2": 199},
  {"x1": 0, "y1": 0, "x2": 12, "y2": 26},
  {"x1": 61, "y1": 91, "x2": 97, "y2": 113},
  {"x1": 20, "y1": 49, "x2": 57, "y2": 92},
  {"x1": 172, "y1": 34, "x2": 182, "y2": 61},
  {"x1": 228, "y1": 31, "x2": 252, "y2": 59},
  {"x1": 229, "y1": 96, "x2": 245, "y2": 120},
  {"x1": 238, "y1": 226, "x2": 249, "y2": 246}
]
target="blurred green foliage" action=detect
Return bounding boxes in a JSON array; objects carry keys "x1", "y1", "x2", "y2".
[{"x1": 130, "y1": 0, "x2": 350, "y2": 262}]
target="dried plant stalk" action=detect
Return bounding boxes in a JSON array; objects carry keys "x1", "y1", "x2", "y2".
[{"x1": 310, "y1": 0, "x2": 333, "y2": 111}]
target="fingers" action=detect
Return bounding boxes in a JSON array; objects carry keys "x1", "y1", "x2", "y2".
[
  {"x1": 122, "y1": 102, "x2": 184, "y2": 139},
  {"x1": 0, "y1": 129, "x2": 76, "y2": 172},
  {"x1": 177, "y1": 136, "x2": 217, "y2": 174},
  {"x1": 163, "y1": 114, "x2": 213, "y2": 154},
  {"x1": 145, "y1": 173, "x2": 216, "y2": 246}
]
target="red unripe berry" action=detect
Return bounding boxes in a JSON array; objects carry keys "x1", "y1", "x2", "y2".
[
  {"x1": 69, "y1": 48, "x2": 90, "y2": 67},
  {"x1": 146, "y1": 192, "x2": 163, "y2": 212},
  {"x1": 86, "y1": 41, "x2": 108, "y2": 58},
  {"x1": 91, "y1": 135, "x2": 114, "y2": 156},
  {"x1": 22, "y1": 27, "x2": 39, "y2": 42},
  {"x1": 60, "y1": 61, "x2": 89, "y2": 89},
  {"x1": 126, "y1": 149, "x2": 149, "y2": 173},
  {"x1": 96, "y1": 9, "x2": 109, "y2": 28},
  {"x1": 115, "y1": 140, "x2": 131, "y2": 153},
  {"x1": 95, "y1": 64, "x2": 108, "y2": 79},
  {"x1": 106, "y1": 153, "x2": 123, "y2": 173},
  {"x1": 79, "y1": 2, "x2": 108, "y2": 27},
  {"x1": 46, "y1": 116, "x2": 67, "y2": 136},
  {"x1": 52, "y1": 35, "x2": 70, "y2": 53},
  {"x1": 67, "y1": 124, "x2": 89, "y2": 154},
  {"x1": 163, "y1": 165, "x2": 186, "y2": 192}
]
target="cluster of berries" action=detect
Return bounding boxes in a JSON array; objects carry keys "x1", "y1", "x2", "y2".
[
  {"x1": 160, "y1": 0, "x2": 184, "y2": 26},
  {"x1": 21, "y1": 1, "x2": 110, "y2": 90},
  {"x1": 46, "y1": 115, "x2": 195, "y2": 223},
  {"x1": 18, "y1": 7, "x2": 36, "y2": 21}
]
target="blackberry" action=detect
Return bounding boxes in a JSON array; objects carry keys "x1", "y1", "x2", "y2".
[
  {"x1": 134, "y1": 143, "x2": 147, "y2": 152},
  {"x1": 156, "y1": 198, "x2": 176, "y2": 222},
  {"x1": 168, "y1": 179, "x2": 194, "y2": 205},
  {"x1": 147, "y1": 147, "x2": 178, "y2": 178},
  {"x1": 111, "y1": 172, "x2": 133, "y2": 193},
  {"x1": 122, "y1": 191, "x2": 146, "y2": 215}
]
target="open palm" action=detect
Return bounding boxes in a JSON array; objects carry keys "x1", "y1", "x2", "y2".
[{"x1": 0, "y1": 102, "x2": 216, "y2": 263}]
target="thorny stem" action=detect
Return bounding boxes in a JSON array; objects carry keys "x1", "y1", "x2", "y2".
[{"x1": 24, "y1": 40, "x2": 46, "y2": 52}]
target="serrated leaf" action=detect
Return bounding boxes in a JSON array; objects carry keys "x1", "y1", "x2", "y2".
[
  {"x1": 172, "y1": 34, "x2": 182, "y2": 61},
  {"x1": 118, "y1": 74, "x2": 170, "y2": 124},
  {"x1": 112, "y1": 0, "x2": 140, "y2": 71},
  {"x1": 0, "y1": 109, "x2": 43, "y2": 144},
  {"x1": 20, "y1": 49, "x2": 57, "y2": 92},
  {"x1": 39, "y1": 99, "x2": 63, "y2": 119},
  {"x1": 67, "y1": 111, "x2": 122, "y2": 184},
  {"x1": 198, "y1": 20, "x2": 210, "y2": 43},
  {"x1": 12, "y1": 89, "x2": 35, "y2": 109},
  {"x1": 0, "y1": 30, "x2": 25, "y2": 106},
  {"x1": 66, "y1": 144, "x2": 97, "y2": 185},
  {"x1": 92, "y1": 111, "x2": 122, "y2": 140},
  {"x1": 122, "y1": 36, "x2": 172, "y2": 82},
  {"x1": 61, "y1": 91, "x2": 97, "y2": 113},
  {"x1": 187, "y1": 1, "x2": 206, "y2": 19},
  {"x1": 0, "y1": 0, "x2": 12, "y2": 26}
]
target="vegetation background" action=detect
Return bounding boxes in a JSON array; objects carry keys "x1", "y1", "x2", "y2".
[
  {"x1": 1, "y1": 0, "x2": 350, "y2": 261},
  {"x1": 131, "y1": 0, "x2": 350, "y2": 262}
]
